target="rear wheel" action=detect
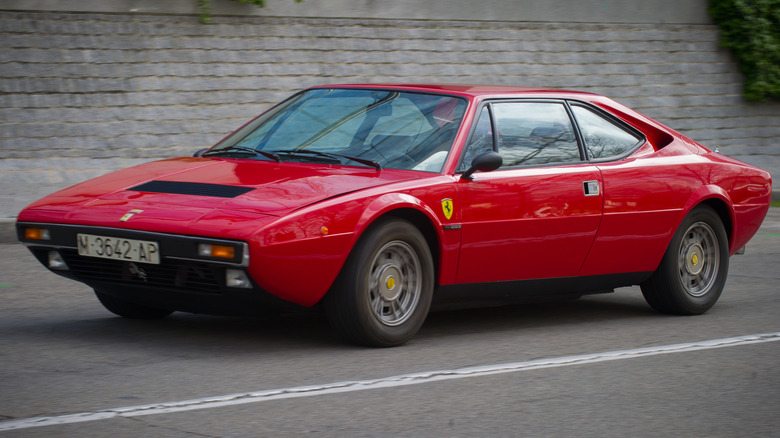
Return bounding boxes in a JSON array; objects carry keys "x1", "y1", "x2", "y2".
[
  {"x1": 641, "y1": 205, "x2": 729, "y2": 315},
  {"x1": 324, "y1": 218, "x2": 434, "y2": 347},
  {"x1": 94, "y1": 289, "x2": 173, "y2": 319}
]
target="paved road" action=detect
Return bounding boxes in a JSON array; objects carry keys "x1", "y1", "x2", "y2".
[{"x1": 1, "y1": 210, "x2": 778, "y2": 437}]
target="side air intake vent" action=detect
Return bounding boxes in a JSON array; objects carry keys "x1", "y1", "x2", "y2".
[{"x1": 129, "y1": 181, "x2": 253, "y2": 198}]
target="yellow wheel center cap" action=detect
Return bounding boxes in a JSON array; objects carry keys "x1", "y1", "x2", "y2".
[
  {"x1": 685, "y1": 244, "x2": 705, "y2": 275},
  {"x1": 379, "y1": 266, "x2": 402, "y2": 301}
]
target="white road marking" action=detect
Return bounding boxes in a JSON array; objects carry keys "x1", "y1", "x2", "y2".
[{"x1": 2, "y1": 332, "x2": 778, "y2": 431}]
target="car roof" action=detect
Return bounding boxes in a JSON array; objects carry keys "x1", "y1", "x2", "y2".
[
  {"x1": 310, "y1": 83, "x2": 602, "y2": 101},
  {"x1": 310, "y1": 83, "x2": 680, "y2": 149}
]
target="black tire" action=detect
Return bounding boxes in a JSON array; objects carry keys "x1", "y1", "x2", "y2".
[
  {"x1": 94, "y1": 290, "x2": 173, "y2": 320},
  {"x1": 641, "y1": 205, "x2": 729, "y2": 315},
  {"x1": 324, "y1": 218, "x2": 434, "y2": 347}
]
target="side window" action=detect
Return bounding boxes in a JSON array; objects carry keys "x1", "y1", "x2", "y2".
[
  {"x1": 492, "y1": 102, "x2": 580, "y2": 167},
  {"x1": 571, "y1": 105, "x2": 643, "y2": 160},
  {"x1": 460, "y1": 106, "x2": 494, "y2": 170}
]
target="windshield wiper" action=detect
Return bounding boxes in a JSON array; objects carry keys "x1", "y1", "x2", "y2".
[
  {"x1": 202, "y1": 146, "x2": 281, "y2": 163},
  {"x1": 273, "y1": 150, "x2": 381, "y2": 171}
]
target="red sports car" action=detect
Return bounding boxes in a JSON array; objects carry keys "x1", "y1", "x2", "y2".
[{"x1": 17, "y1": 84, "x2": 772, "y2": 346}]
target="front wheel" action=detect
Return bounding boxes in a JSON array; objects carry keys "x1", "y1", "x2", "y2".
[
  {"x1": 324, "y1": 218, "x2": 434, "y2": 347},
  {"x1": 641, "y1": 205, "x2": 729, "y2": 315},
  {"x1": 94, "y1": 289, "x2": 173, "y2": 320}
]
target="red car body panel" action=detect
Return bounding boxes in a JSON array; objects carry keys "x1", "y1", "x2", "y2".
[
  {"x1": 456, "y1": 163, "x2": 603, "y2": 282},
  {"x1": 17, "y1": 84, "x2": 773, "y2": 310}
]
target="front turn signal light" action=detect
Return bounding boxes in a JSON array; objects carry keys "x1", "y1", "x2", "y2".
[
  {"x1": 198, "y1": 243, "x2": 235, "y2": 260},
  {"x1": 24, "y1": 227, "x2": 51, "y2": 241}
]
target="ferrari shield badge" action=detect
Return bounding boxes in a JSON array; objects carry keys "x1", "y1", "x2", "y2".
[{"x1": 441, "y1": 198, "x2": 454, "y2": 220}]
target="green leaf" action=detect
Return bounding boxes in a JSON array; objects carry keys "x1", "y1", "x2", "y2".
[{"x1": 710, "y1": 0, "x2": 780, "y2": 101}]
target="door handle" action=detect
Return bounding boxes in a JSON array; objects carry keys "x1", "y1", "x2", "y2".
[{"x1": 583, "y1": 180, "x2": 600, "y2": 196}]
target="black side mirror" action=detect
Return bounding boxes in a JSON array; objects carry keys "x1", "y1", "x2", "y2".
[
  {"x1": 461, "y1": 151, "x2": 502, "y2": 179},
  {"x1": 193, "y1": 148, "x2": 208, "y2": 157}
]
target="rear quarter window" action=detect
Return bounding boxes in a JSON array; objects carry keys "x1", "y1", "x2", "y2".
[{"x1": 571, "y1": 104, "x2": 644, "y2": 160}]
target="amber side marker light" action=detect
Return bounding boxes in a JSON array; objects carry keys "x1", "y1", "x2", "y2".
[
  {"x1": 198, "y1": 244, "x2": 235, "y2": 259},
  {"x1": 24, "y1": 227, "x2": 51, "y2": 241}
]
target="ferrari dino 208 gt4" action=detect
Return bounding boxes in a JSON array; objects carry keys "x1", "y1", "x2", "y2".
[{"x1": 17, "y1": 84, "x2": 772, "y2": 346}]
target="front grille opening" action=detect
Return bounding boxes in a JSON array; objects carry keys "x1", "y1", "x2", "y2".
[{"x1": 58, "y1": 249, "x2": 223, "y2": 294}]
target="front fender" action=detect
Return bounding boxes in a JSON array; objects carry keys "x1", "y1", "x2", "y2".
[
  {"x1": 353, "y1": 192, "x2": 459, "y2": 284},
  {"x1": 351, "y1": 185, "x2": 462, "y2": 287},
  {"x1": 355, "y1": 192, "x2": 443, "y2": 234},
  {"x1": 247, "y1": 180, "x2": 459, "y2": 306}
]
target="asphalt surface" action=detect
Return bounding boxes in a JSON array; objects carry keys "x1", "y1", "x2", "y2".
[{"x1": 0, "y1": 209, "x2": 778, "y2": 437}]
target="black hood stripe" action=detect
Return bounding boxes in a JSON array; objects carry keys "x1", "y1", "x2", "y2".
[{"x1": 129, "y1": 181, "x2": 253, "y2": 198}]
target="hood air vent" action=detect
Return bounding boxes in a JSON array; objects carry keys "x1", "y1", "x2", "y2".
[{"x1": 129, "y1": 181, "x2": 253, "y2": 198}]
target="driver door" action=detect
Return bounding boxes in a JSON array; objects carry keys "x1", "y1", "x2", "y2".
[{"x1": 455, "y1": 101, "x2": 603, "y2": 283}]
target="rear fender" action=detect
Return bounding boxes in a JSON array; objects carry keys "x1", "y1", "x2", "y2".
[{"x1": 679, "y1": 185, "x2": 735, "y2": 251}]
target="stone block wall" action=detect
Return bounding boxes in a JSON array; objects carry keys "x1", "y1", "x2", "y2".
[{"x1": 1, "y1": 9, "x2": 778, "y2": 216}]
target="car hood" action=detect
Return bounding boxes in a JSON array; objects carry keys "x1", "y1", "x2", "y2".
[{"x1": 24, "y1": 157, "x2": 424, "y2": 219}]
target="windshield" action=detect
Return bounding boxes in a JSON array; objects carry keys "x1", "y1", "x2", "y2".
[{"x1": 208, "y1": 88, "x2": 468, "y2": 172}]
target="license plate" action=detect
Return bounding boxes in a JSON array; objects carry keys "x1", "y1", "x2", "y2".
[{"x1": 77, "y1": 233, "x2": 160, "y2": 264}]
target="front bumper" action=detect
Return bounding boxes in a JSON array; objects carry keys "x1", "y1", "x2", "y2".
[{"x1": 16, "y1": 222, "x2": 303, "y2": 315}]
